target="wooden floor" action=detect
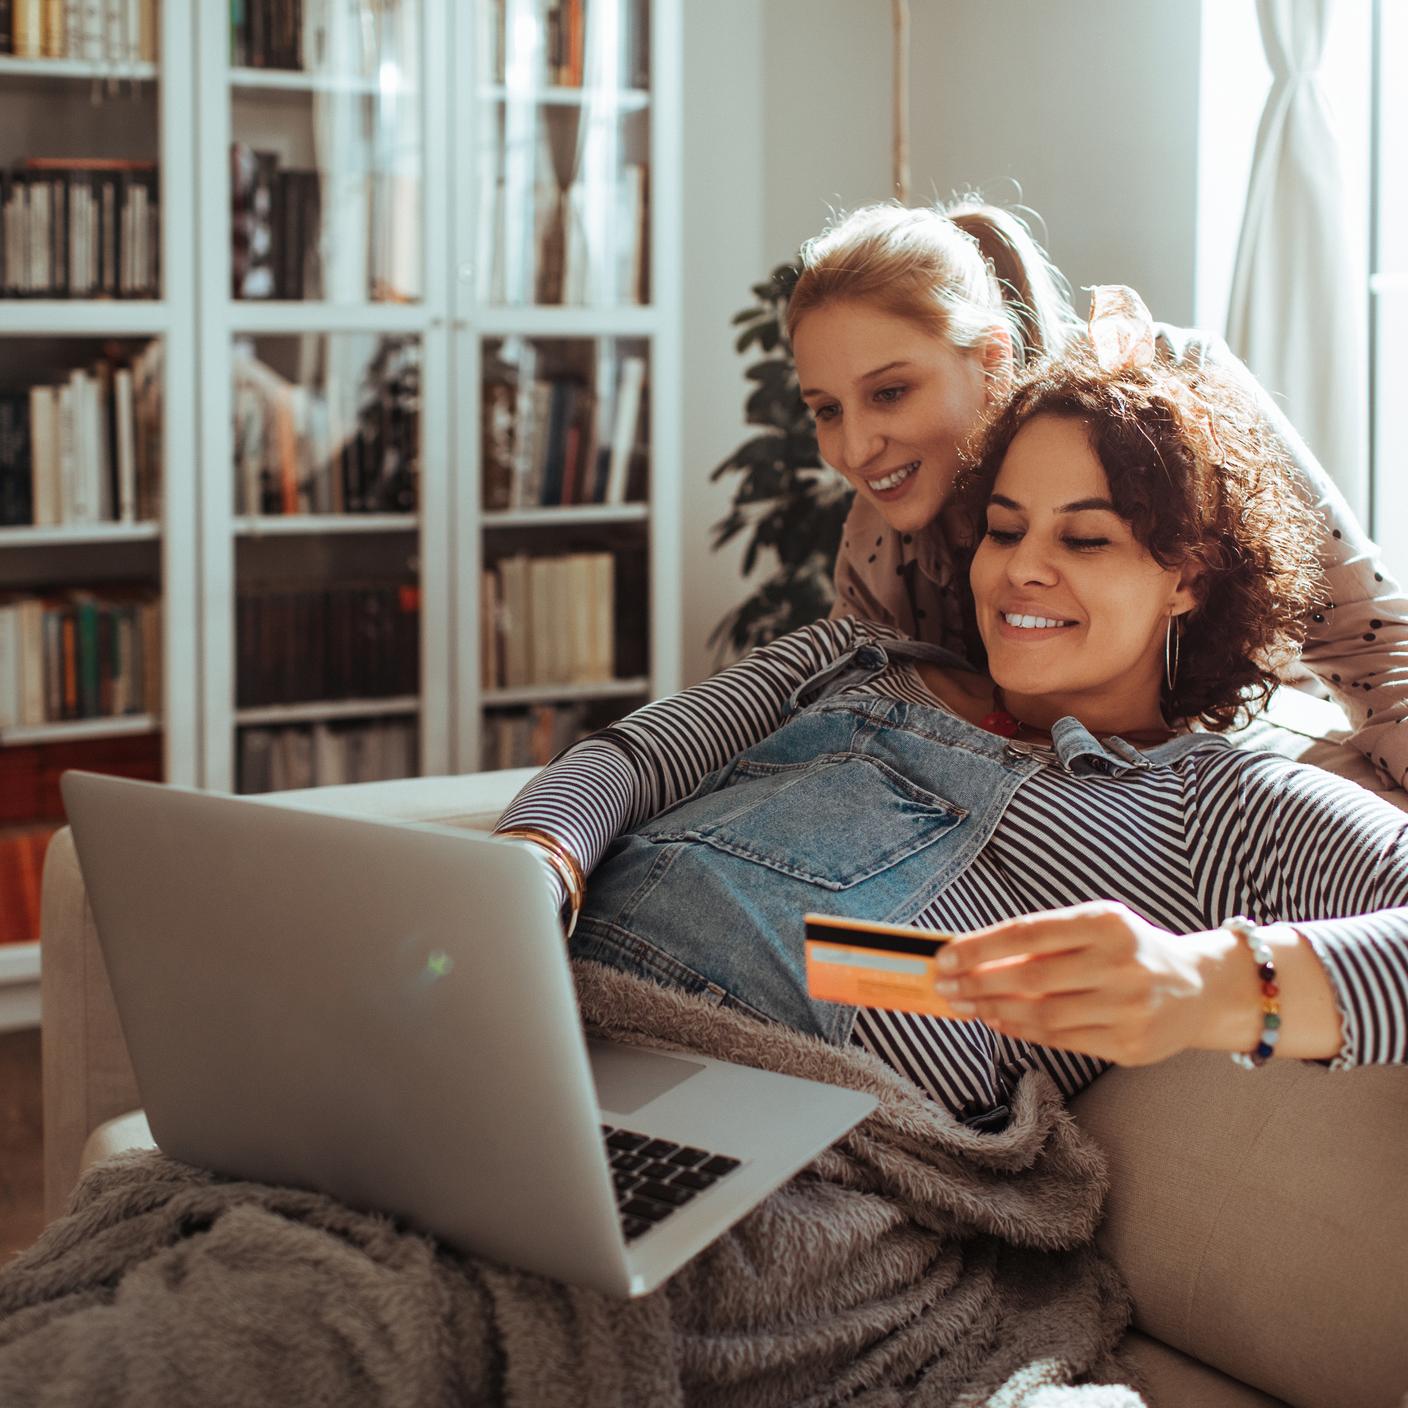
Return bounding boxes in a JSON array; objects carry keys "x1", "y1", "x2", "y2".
[{"x1": 0, "y1": 1027, "x2": 44, "y2": 1266}]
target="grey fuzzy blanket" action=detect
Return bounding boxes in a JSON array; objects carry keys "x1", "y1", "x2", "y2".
[{"x1": 0, "y1": 961, "x2": 1145, "y2": 1407}]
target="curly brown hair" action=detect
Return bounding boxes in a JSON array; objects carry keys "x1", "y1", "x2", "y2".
[{"x1": 952, "y1": 350, "x2": 1327, "y2": 730}]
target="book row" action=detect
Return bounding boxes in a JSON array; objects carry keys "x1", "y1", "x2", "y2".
[
  {"x1": 0, "y1": 161, "x2": 161, "y2": 300},
  {"x1": 0, "y1": 343, "x2": 162, "y2": 528},
  {"x1": 482, "y1": 355, "x2": 645, "y2": 511},
  {"x1": 230, "y1": 0, "x2": 411, "y2": 79},
  {"x1": 236, "y1": 582, "x2": 420, "y2": 708},
  {"x1": 231, "y1": 145, "x2": 321, "y2": 301},
  {"x1": 234, "y1": 336, "x2": 417, "y2": 516},
  {"x1": 0, "y1": 726, "x2": 160, "y2": 823},
  {"x1": 0, "y1": 823, "x2": 56, "y2": 944},
  {"x1": 478, "y1": 162, "x2": 648, "y2": 308},
  {"x1": 486, "y1": 0, "x2": 650, "y2": 90},
  {"x1": 0, "y1": 0, "x2": 157, "y2": 63},
  {"x1": 238, "y1": 717, "x2": 418, "y2": 794},
  {"x1": 0, "y1": 590, "x2": 161, "y2": 730},
  {"x1": 0, "y1": 730, "x2": 161, "y2": 942},
  {"x1": 481, "y1": 552, "x2": 615, "y2": 691},
  {"x1": 481, "y1": 701, "x2": 591, "y2": 773}
]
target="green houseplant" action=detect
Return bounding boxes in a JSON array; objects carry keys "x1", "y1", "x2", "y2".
[{"x1": 708, "y1": 262, "x2": 854, "y2": 660}]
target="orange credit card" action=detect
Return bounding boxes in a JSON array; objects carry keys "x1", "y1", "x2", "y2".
[{"x1": 804, "y1": 913, "x2": 963, "y2": 1019}]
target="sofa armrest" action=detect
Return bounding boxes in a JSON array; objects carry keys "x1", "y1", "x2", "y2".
[
  {"x1": 40, "y1": 767, "x2": 540, "y2": 1222},
  {"x1": 1069, "y1": 1052, "x2": 1408, "y2": 1408}
]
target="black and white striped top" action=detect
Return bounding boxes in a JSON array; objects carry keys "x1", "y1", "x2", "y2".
[{"x1": 498, "y1": 618, "x2": 1408, "y2": 1118}]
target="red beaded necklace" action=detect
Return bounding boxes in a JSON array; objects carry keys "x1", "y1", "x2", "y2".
[{"x1": 976, "y1": 687, "x2": 1174, "y2": 745}]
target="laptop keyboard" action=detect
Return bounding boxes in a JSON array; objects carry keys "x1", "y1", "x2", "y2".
[{"x1": 601, "y1": 1125, "x2": 743, "y2": 1241}]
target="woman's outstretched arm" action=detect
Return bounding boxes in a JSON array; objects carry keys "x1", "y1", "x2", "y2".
[
  {"x1": 928, "y1": 749, "x2": 1408, "y2": 1069},
  {"x1": 493, "y1": 616, "x2": 870, "y2": 914}
]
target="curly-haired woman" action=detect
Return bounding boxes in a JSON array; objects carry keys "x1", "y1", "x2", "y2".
[
  {"x1": 496, "y1": 308, "x2": 1406, "y2": 1123},
  {"x1": 787, "y1": 201, "x2": 1408, "y2": 793}
]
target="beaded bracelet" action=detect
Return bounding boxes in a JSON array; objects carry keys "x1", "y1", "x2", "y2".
[{"x1": 1223, "y1": 916, "x2": 1280, "y2": 1069}]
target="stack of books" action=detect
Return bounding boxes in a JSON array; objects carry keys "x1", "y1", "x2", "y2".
[
  {"x1": 0, "y1": 727, "x2": 162, "y2": 943},
  {"x1": 233, "y1": 336, "x2": 417, "y2": 516},
  {"x1": 0, "y1": 589, "x2": 161, "y2": 729},
  {"x1": 481, "y1": 702, "x2": 592, "y2": 771},
  {"x1": 0, "y1": 342, "x2": 163, "y2": 527},
  {"x1": 0, "y1": 0, "x2": 158, "y2": 62},
  {"x1": 231, "y1": 145, "x2": 322, "y2": 301},
  {"x1": 238, "y1": 717, "x2": 418, "y2": 793},
  {"x1": 482, "y1": 355, "x2": 645, "y2": 510},
  {"x1": 1, "y1": 159, "x2": 161, "y2": 299},
  {"x1": 481, "y1": 551, "x2": 615, "y2": 691},
  {"x1": 236, "y1": 582, "x2": 420, "y2": 707}
]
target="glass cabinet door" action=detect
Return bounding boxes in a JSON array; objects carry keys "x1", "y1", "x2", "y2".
[
  {"x1": 229, "y1": 0, "x2": 424, "y2": 305},
  {"x1": 474, "y1": 0, "x2": 650, "y2": 308}
]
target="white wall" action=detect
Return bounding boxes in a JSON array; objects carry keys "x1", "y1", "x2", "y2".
[{"x1": 678, "y1": 0, "x2": 1205, "y2": 684}]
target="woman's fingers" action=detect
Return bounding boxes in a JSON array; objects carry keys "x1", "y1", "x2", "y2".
[
  {"x1": 938, "y1": 948, "x2": 1110, "y2": 1003},
  {"x1": 937, "y1": 901, "x2": 1136, "y2": 980}
]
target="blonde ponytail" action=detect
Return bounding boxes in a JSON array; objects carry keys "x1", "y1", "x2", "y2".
[{"x1": 787, "y1": 199, "x2": 1080, "y2": 368}]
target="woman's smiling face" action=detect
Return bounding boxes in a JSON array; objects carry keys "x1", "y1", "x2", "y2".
[
  {"x1": 969, "y1": 413, "x2": 1199, "y2": 734},
  {"x1": 792, "y1": 300, "x2": 995, "y2": 536}
]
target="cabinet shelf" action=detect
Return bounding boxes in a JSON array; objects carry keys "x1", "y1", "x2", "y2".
[
  {"x1": 0, "y1": 302, "x2": 170, "y2": 336},
  {"x1": 0, "y1": 55, "x2": 157, "y2": 82},
  {"x1": 0, "y1": 715, "x2": 159, "y2": 747},
  {"x1": 228, "y1": 303, "x2": 430, "y2": 335},
  {"x1": 0, "y1": 941, "x2": 41, "y2": 1036},
  {"x1": 483, "y1": 678, "x2": 650, "y2": 707},
  {"x1": 229, "y1": 67, "x2": 398, "y2": 96},
  {"x1": 481, "y1": 83, "x2": 649, "y2": 112},
  {"x1": 236, "y1": 697, "x2": 422, "y2": 727},
  {"x1": 482, "y1": 505, "x2": 646, "y2": 529},
  {"x1": 235, "y1": 514, "x2": 418, "y2": 537},
  {"x1": 0, "y1": 523, "x2": 160, "y2": 548}
]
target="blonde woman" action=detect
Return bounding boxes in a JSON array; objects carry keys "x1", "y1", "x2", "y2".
[{"x1": 787, "y1": 201, "x2": 1408, "y2": 790}]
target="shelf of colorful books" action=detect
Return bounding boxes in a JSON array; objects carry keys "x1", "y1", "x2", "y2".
[
  {"x1": 483, "y1": 678, "x2": 648, "y2": 708},
  {"x1": 234, "y1": 513, "x2": 418, "y2": 538},
  {"x1": 1, "y1": 714, "x2": 159, "y2": 747},
  {"x1": 235, "y1": 695, "x2": 420, "y2": 728}
]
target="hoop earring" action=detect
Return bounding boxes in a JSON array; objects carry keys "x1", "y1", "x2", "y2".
[{"x1": 1165, "y1": 615, "x2": 1182, "y2": 693}]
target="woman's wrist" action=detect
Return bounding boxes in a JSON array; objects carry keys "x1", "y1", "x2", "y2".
[
  {"x1": 494, "y1": 826, "x2": 585, "y2": 936},
  {"x1": 1194, "y1": 921, "x2": 1344, "y2": 1061}
]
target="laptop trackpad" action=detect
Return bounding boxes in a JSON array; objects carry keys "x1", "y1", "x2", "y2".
[{"x1": 587, "y1": 1039, "x2": 705, "y2": 1116}]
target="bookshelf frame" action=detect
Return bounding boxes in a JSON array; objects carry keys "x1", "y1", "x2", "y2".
[
  {"x1": 1, "y1": 0, "x2": 681, "y2": 1005},
  {"x1": 0, "y1": 1, "x2": 199, "y2": 1022}
]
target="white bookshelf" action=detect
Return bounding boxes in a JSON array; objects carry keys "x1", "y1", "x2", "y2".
[{"x1": 0, "y1": 0, "x2": 681, "y2": 981}]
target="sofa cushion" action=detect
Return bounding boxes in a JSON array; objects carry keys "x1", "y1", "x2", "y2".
[{"x1": 1070, "y1": 1051, "x2": 1408, "y2": 1408}]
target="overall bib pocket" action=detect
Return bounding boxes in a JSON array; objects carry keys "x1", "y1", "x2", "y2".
[{"x1": 635, "y1": 752, "x2": 966, "y2": 890}]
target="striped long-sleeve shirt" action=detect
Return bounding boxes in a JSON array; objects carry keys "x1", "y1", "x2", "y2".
[{"x1": 498, "y1": 617, "x2": 1408, "y2": 1120}]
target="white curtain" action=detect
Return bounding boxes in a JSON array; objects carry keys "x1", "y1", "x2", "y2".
[{"x1": 1226, "y1": 0, "x2": 1366, "y2": 517}]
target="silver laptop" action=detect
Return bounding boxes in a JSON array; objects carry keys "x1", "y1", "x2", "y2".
[{"x1": 61, "y1": 770, "x2": 876, "y2": 1298}]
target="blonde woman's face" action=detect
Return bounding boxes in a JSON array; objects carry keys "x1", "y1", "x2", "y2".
[{"x1": 793, "y1": 300, "x2": 994, "y2": 536}]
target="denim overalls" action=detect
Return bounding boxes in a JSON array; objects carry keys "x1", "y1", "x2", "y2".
[{"x1": 570, "y1": 637, "x2": 1228, "y2": 1045}]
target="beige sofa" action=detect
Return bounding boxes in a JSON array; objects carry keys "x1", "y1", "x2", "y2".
[{"x1": 39, "y1": 695, "x2": 1408, "y2": 1408}]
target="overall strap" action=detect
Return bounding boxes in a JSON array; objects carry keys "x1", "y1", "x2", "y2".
[{"x1": 784, "y1": 635, "x2": 973, "y2": 715}]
